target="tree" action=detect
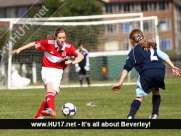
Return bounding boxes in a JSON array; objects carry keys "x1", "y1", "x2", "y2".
[
  {"x1": 43, "y1": 0, "x2": 102, "y2": 17},
  {"x1": 28, "y1": 0, "x2": 103, "y2": 51}
]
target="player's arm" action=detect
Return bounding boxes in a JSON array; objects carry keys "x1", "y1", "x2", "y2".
[
  {"x1": 156, "y1": 48, "x2": 169, "y2": 60},
  {"x1": 72, "y1": 53, "x2": 84, "y2": 64},
  {"x1": 65, "y1": 45, "x2": 84, "y2": 65},
  {"x1": 157, "y1": 48, "x2": 181, "y2": 76},
  {"x1": 12, "y1": 42, "x2": 35, "y2": 54},
  {"x1": 112, "y1": 69, "x2": 128, "y2": 93},
  {"x1": 65, "y1": 53, "x2": 84, "y2": 65},
  {"x1": 164, "y1": 58, "x2": 181, "y2": 76},
  {"x1": 112, "y1": 51, "x2": 134, "y2": 92}
]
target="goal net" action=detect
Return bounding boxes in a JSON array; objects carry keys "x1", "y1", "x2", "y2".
[{"x1": 0, "y1": 14, "x2": 158, "y2": 89}]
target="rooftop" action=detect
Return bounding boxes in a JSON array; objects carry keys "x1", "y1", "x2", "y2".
[{"x1": 0, "y1": 0, "x2": 43, "y2": 8}]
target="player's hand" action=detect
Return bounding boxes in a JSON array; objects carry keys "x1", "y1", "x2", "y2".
[
  {"x1": 171, "y1": 66, "x2": 181, "y2": 76},
  {"x1": 65, "y1": 60, "x2": 73, "y2": 65},
  {"x1": 11, "y1": 49, "x2": 21, "y2": 54},
  {"x1": 112, "y1": 83, "x2": 122, "y2": 93}
]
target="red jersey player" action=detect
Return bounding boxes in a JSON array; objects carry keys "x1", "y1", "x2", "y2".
[{"x1": 12, "y1": 28, "x2": 84, "y2": 119}]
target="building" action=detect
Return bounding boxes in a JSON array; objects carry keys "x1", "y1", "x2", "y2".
[
  {"x1": 0, "y1": 0, "x2": 43, "y2": 18},
  {"x1": 101, "y1": 0, "x2": 181, "y2": 54},
  {"x1": 0, "y1": 0, "x2": 181, "y2": 53}
]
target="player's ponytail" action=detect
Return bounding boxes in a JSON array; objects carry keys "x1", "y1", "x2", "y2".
[
  {"x1": 129, "y1": 29, "x2": 157, "y2": 50},
  {"x1": 139, "y1": 38, "x2": 157, "y2": 50},
  {"x1": 46, "y1": 35, "x2": 54, "y2": 40}
]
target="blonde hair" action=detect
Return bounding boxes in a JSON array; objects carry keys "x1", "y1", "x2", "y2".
[{"x1": 129, "y1": 29, "x2": 157, "y2": 50}]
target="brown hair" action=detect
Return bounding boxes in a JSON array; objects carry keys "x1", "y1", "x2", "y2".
[
  {"x1": 55, "y1": 27, "x2": 66, "y2": 37},
  {"x1": 46, "y1": 27, "x2": 67, "y2": 40},
  {"x1": 78, "y1": 40, "x2": 84, "y2": 47},
  {"x1": 129, "y1": 29, "x2": 157, "y2": 50}
]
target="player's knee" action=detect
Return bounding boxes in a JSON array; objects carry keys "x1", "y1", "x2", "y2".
[
  {"x1": 53, "y1": 90, "x2": 57, "y2": 95},
  {"x1": 46, "y1": 82, "x2": 54, "y2": 92},
  {"x1": 152, "y1": 90, "x2": 160, "y2": 95},
  {"x1": 135, "y1": 97, "x2": 144, "y2": 102}
]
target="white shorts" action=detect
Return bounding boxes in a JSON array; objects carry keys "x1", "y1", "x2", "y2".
[{"x1": 41, "y1": 67, "x2": 63, "y2": 93}]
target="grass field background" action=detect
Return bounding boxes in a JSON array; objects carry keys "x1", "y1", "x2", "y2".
[{"x1": 0, "y1": 77, "x2": 181, "y2": 135}]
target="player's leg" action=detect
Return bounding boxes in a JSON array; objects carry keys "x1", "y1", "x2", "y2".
[
  {"x1": 85, "y1": 71, "x2": 90, "y2": 86},
  {"x1": 78, "y1": 74, "x2": 83, "y2": 86},
  {"x1": 41, "y1": 68, "x2": 63, "y2": 118},
  {"x1": 41, "y1": 82, "x2": 56, "y2": 117},
  {"x1": 127, "y1": 97, "x2": 143, "y2": 119},
  {"x1": 127, "y1": 76, "x2": 147, "y2": 119},
  {"x1": 38, "y1": 68, "x2": 62, "y2": 118},
  {"x1": 35, "y1": 82, "x2": 55, "y2": 119},
  {"x1": 35, "y1": 78, "x2": 49, "y2": 119},
  {"x1": 79, "y1": 67, "x2": 84, "y2": 86},
  {"x1": 35, "y1": 99, "x2": 47, "y2": 119},
  {"x1": 149, "y1": 90, "x2": 160, "y2": 119},
  {"x1": 148, "y1": 69, "x2": 164, "y2": 119}
]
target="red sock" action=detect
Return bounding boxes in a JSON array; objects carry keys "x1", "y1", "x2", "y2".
[
  {"x1": 46, "y1": 92, "x2": 55, "y2": 110},
  {"x1": 35, "y1": 100, "x2": 47, "y2": 118}
]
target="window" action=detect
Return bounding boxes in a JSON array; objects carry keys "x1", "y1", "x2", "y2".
[
  {"x1": 158, "y1": 18, "x2": 170, "y2": 31},
  {"x1": 118, "y1": 3, "x2": 134, "y2": 13},
  {"x1": 175, "y1": 4, "x2": 181, "y2": 19},
  {"x1": 159, "y1": 1, "x2": 169, "y2": 11},
  {"x1": 105, "y1": 4, "x2": 112, "y2": 13},
  {"x1": 105, "y1": 24, "x2": 117, "y2": 34},
  {"x1": 153, "y1": 1, "x2": 169, "y2": 11},
  {"x1": 118, "y1": 4, "x2": 124, "y2": 13},
  {"x1": 135, "y1": 3, "x2": 141, "y2": 12},
  {"x1": 105, "y1": 4, "x2": 117, "y2": 13},
  {"x1": 143, "y1": 20, "x2": 152, "y2": 32},
  {"x1": 112, "y1": 4, "x2": 117, "y2": 13},
  {"x1": 122, "y1": 40, "x2": 130, "y2": 50},
  {"x1": 178, "y1": 20, "x2": 181, "y2": 32},
  {"x1": 153, "y1": 2, "x2": 158, "y2": 11},
  {"x1": 120, "y1": 22, "x2": 134, "y2": 33},
  {"x1": 123, "y1": 3, "x2": 134, "y2": 13},
  {"x1": 17, "y1": 7, "x2": 29, "y2": 17},
  {"x1": 0, "y1": 9, "x2": 5, "y2": 18},
  {"x1": 141, "y1": 2, "x2": 152, "y2": 12},
  {"x1": 159, "y1": 38, "x2": 171, "y2": 50},
  {"x1": 6, "y1": 8, "x2": 17, "y2": 18}
]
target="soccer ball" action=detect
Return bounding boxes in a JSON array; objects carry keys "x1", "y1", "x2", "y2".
[{"x1": 62, "y1": 103, "x2": 76, "y2": 117}]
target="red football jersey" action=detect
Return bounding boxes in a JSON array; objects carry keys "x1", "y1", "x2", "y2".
[{"x1": 35, "y1": 39, "x2": 79, "y2": 69}]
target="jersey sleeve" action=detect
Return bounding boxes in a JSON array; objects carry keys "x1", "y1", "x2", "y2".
[
  {"x1": 69, "y1": 45, "x2": 80, "y2": 57},
  {"x1": 156, "y1": 48, "x2": 169, "y2": 60},
  {"x1": 123, "y1": 50, "x2": 135, "y2": 72},
  {"x1": 35, "y1": 39, "x2": 48, "y2": 51}
]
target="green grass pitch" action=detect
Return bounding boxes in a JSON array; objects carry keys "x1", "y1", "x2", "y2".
[{"x1": 0, "y1": 77, "x2": 181, "y2": 135}]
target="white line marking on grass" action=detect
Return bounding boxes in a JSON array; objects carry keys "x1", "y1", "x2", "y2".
[{"x1": 86, "y1": 102, "x2": 98, "y2": 107}]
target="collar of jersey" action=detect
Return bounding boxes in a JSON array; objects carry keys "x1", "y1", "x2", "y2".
[{"x1": 54, "y1": 40, "x2": 66, "y2": 51}]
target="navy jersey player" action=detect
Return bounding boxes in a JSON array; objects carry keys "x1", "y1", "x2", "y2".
[
  {"x1": 75, "y1": 41, "x2": 90, "y2": 86},
  {"x1": 112, "y1": 29, "x2": 181, "y2": 119}
]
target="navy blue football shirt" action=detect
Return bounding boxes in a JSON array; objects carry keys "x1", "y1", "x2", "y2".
[{"x1": 123, "y1": 45, "x2": 165, "y2": 74}]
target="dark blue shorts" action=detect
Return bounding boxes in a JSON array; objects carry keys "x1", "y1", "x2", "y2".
[{"x1": 140, "y1": 68, "x2": 165, "y2": 94}]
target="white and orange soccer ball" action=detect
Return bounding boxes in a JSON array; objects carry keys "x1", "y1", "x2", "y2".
[{"x1": 62, "y1": 103, "x2": 76, "y2": 117}]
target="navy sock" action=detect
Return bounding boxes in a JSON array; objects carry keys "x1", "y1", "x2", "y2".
[
  {"x1": 127, "y1": 99, "x2": 141, "y2": 118},
  {"x1": 152, "y1": 95, "x2": 161, "y2": 115}
]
